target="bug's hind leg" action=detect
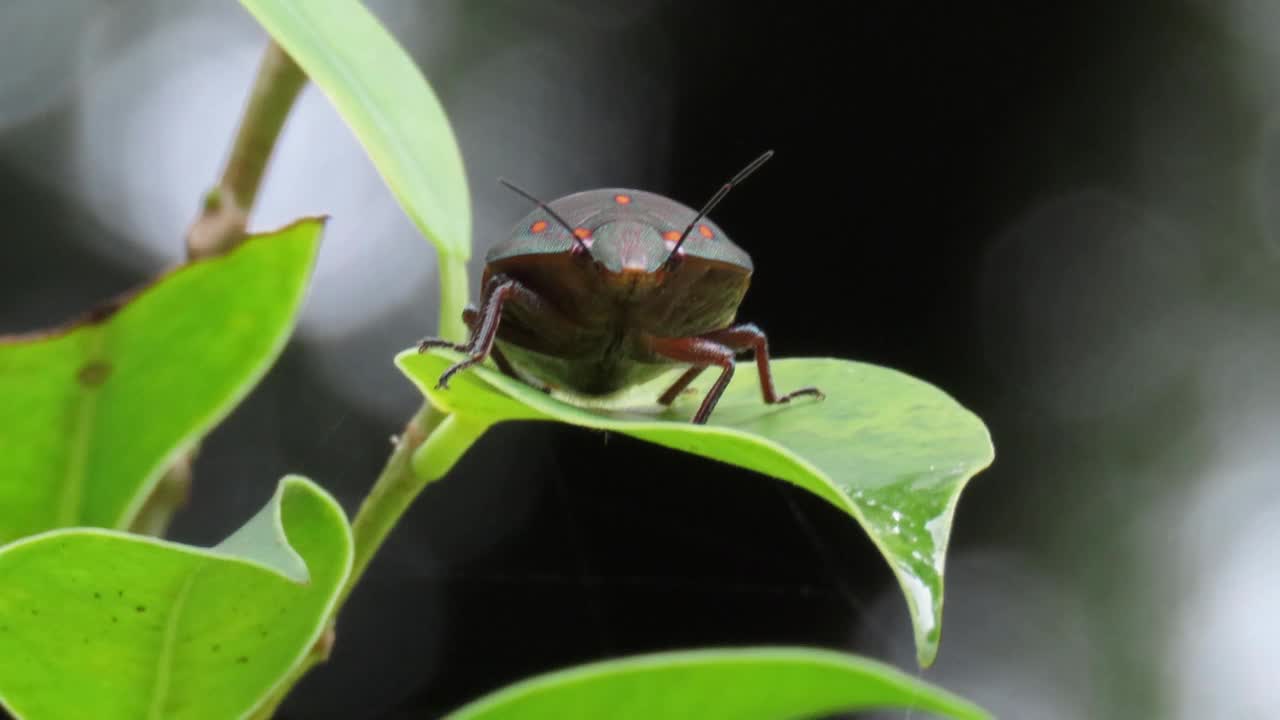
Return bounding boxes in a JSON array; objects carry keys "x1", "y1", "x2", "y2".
[{"x1": 699, "y1": 323, "x2": 823, "y2": 405}]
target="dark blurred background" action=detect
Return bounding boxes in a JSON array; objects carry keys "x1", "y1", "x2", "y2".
[{"x1": 4, "y1": 1, "x2": 1278, "y2": 718}]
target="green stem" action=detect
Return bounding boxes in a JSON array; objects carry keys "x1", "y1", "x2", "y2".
[
  {"x1": 131, "y1": 41, "x2": 307, "y2": 538},
  {"x1": 187, "y1": 41, "x2": 308, "y2": 258},
  {"x1": 342, "y1": 404, "x2": 491, "y2": 604},
  {"x1": 249, "y1": 403, "x2": 489, "y2": 718},
  {"x1": 436, "y1": 255, "x2": 471, "y2": 344},
  {"x1": 169, "y1": 36, "x2": 483, "y2": 718}
]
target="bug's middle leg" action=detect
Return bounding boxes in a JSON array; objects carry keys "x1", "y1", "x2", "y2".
[
  {"x1": 699, "y1": 323, "x2": 823, "y2": 405},
  {"x1": 657, "y1": 366, "x2": 706, "y2": 406},
  {"x1": 645, "y1": 336, "x2": 736, "y2": 424}
]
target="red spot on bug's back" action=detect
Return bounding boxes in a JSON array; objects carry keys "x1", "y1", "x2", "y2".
[
  {"x1": 614, "y1": 194, "x2": 632, "y2": 205},
  {"x1": 530, "y1": 220, "x2": 549, "y2": 233},
  {"x1": 662, "y1": 230, "x2": 681, "y2": 242},
  {"x1": 573, "y1": 227, "x2": 592, "y2": 239},
  {"x1": 697, "y1": 224, "x2": 714, "y2": 239}
]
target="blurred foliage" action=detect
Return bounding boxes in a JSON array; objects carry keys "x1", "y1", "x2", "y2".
[
  {"x1": 0, "y1": 220, "x2": 321, "y2": 542},
  {"x1": 0, "y1": 476, "x2": 351, "y2": 719}
]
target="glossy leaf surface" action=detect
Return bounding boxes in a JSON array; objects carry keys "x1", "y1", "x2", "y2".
[
  {"x1": 447, "y1": 647, "x2": 991, "y2": 720},
  {"x1": 400, "y1": 350, "x2": 994, "y2": 666}
]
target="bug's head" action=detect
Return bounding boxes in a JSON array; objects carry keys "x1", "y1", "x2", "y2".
[
  {"x1": 497, "y1": 150, "x2": 772, "y2": 277},
  {"x1": 584, "y1": 221, "x2": 668, "y2": 280}
]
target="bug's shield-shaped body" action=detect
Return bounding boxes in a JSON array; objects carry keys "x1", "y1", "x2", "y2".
[{"x1": 422, "y1": 187, "x2": 821, "y2": 424}]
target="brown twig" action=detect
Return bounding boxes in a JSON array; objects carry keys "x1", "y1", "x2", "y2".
[{"x1": 130, "y1": 41, "x2": 306, "y2": 537}]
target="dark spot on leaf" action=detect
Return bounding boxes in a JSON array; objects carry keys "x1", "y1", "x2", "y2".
[
  {"x1": 77, "y1": 361, "x2": 112, "y2": 387},
  {"x1": 136, "y1": 606, "x2": 146, "y2": 613},
  {"x1": 237, "y1": 656, "x2": 249, "y2": 664},
  {"x1": 30, "y1": 609, "x2": 38, "y2": 616},
  {"x1": 83, "y1": 297, "x2": 126, "y2": 324},
  {"x1": 93, "y1": 592, "x2": 101, "y2": 600},
  {"x1": 117, "y1": 590, "x2": 123, "y2": 598},
  {"x1": 211, "y1": 644, "x2": 220, "y2": 652}
]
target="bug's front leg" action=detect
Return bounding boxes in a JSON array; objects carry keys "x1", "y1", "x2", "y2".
[
  {"x1": 417, "y1": 301, "x2": 481, "y2": 356},
  {"x1": 417, "y1": 273, "x2": 538, "y2": 390},
  {"x1": 459, "y1": 302, "x2": 552, "y2": 393},
  {"x1": 700, "y1": 323, "x2": 824, "y2": 405}
]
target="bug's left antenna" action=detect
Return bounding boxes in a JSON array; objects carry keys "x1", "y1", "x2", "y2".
[
  {"x1": 666, "y1": 150, "x2": 775, "y2": 262},
  {"x1": 498, "y1": 178, "x2": 590, "y2": 253}
]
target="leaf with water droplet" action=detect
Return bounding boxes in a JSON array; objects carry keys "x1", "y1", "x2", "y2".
[{"x1": 399, "y1": 350, "x2": 994, "y2": 666}]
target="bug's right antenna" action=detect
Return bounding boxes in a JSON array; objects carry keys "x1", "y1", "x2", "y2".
[
  {"x1": 666, "y1": 150, "x2": 775, "y2": 262},
  {"x1": 498, "y1": 178, "x2": 589, "y2": 253}
]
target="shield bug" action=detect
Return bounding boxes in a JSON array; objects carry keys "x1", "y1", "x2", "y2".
[{"x1": 418, "y1": 151, "x2": 823, "y2": 424}]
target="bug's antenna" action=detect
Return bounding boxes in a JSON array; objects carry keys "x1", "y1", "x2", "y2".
[
  {"x1": 498, "y1": 178, "x2": 589, "y2": 252},
  {"x1": 666, "y1": 150, "x2": 774, "y2": 262}
]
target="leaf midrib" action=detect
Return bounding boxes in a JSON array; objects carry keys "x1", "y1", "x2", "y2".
[
  {"x1": 58, "y1": 328, "x2": 109, "y2": 527},
  {"x1": 147, "y1": 571, "x2": 199, "y2": 720}
]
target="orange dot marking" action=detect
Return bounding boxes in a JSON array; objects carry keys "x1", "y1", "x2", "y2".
[
  {"x1": 614, "y1": 194, "x2": 632, "y2": 205},
  {"x1": 697, "y1": 224, "x2": 714, "y2": 238},
  {"x1": 530, "y1": 220, "x2": 549, "y2": 233},
  {"x1": 662, "y1": 230, "x2": 681, "y2": 242},
  {"x1": 573, "y1": 227, "x2": 592, "y2": 239}
]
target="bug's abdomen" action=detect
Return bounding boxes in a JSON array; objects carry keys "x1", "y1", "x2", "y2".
[
  {"x1": 498, "y1": 341, "x2": 670, "y2": 396},
  {"x1": 633, "y1": 263, "x2": 750, "y2": 338}
]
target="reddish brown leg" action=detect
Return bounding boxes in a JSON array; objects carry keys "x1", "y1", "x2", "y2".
[
  {"x1": 645, "y1": 336, "x2": 736, "y2": 424},
  {"x1": 417, "y1": 302, "x2": 478, "y2": 355},
  {"x1": 657, "y1": 366, "x2": 706, "y2": 406},
  {"x1": 700, "y1": 323, "x2": 823, "y2": 405},
  {"x1": 457, "y1": 304, "x2": 551, "y2": 393},
  {"x1": 418, "y1": 273, "x2": 546, "y2": 389}
]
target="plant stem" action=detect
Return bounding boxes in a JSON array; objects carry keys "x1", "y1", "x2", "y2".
[
  {"x1": 162, "y1": 37, "x2": 481, "y2": 718},
  {"x1": 188, "y1": 40, "x2": 308, "y2": 258},
  {"x1": 436, "y1": 254, "x2": 470, "y2": 345},
  {"x1": 130, "y1": 41, "x2": 307, "y2": 538},
  {"x1": 345, "y1": 406, "x2": 490, "y2": 603},
  {"x1": 250, "y1": 402, "x2": 488, "y2": 718}
]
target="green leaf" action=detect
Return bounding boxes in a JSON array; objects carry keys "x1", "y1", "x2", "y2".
[
  {"x1": 0, "y1": 475, "x2": 353, "y2": 720},
  {"x1": 398, "y1": 350, "x2": 994, "y2": 667},
  {"x1": 0, "y1": 219, "x2": 323, "y2": 542},
  {"x1": 238, "y1": 0, "x2": 471, "y2": 340},
  {"x1": 446, "y1": 647, "x2": 990, "y2": 720}
]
